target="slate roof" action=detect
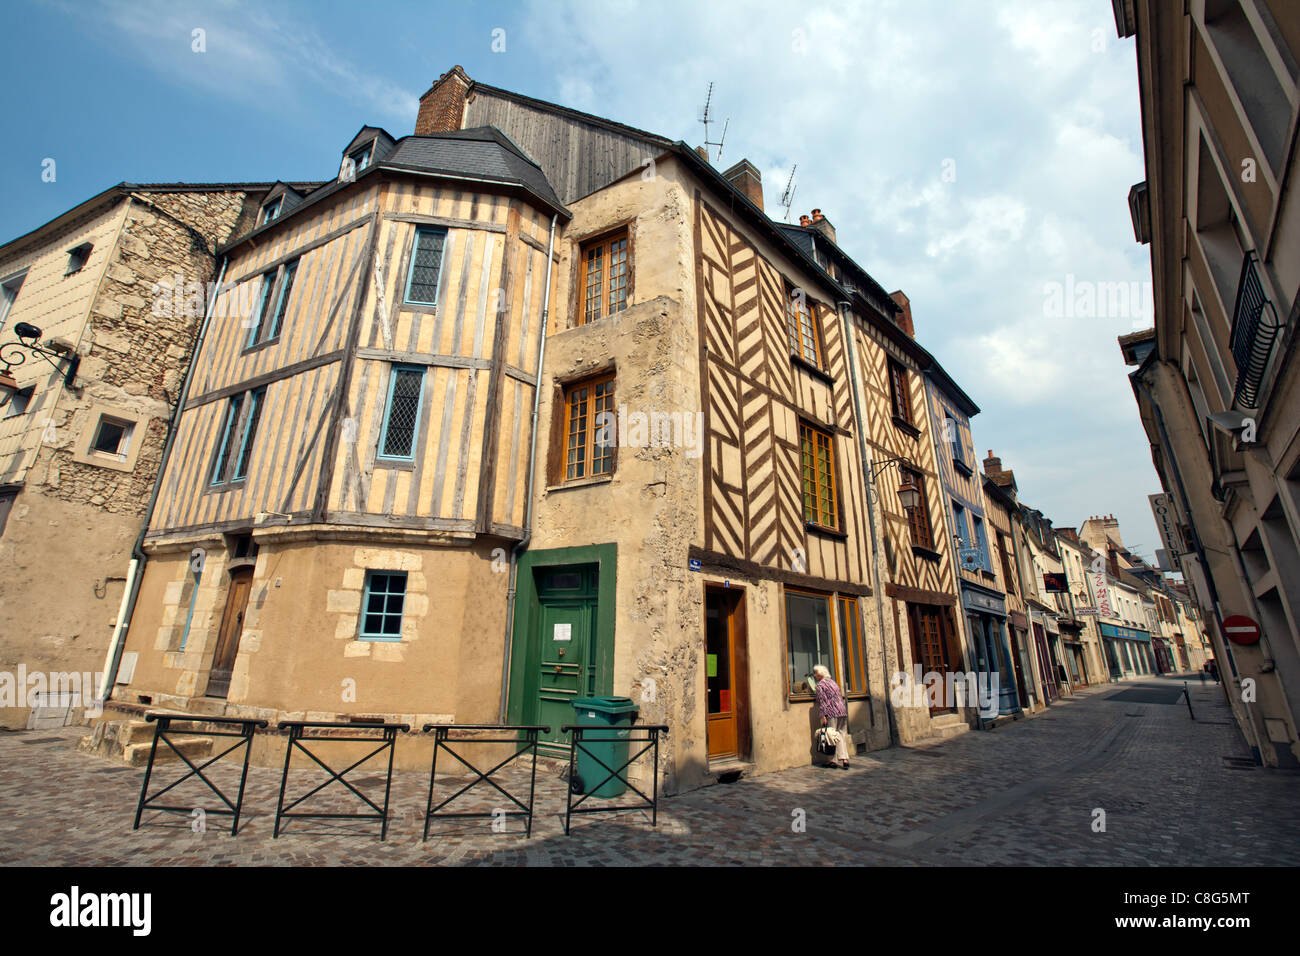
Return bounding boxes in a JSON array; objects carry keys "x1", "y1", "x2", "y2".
[
  {"x1": 220, "y1": 126, "x2": 569, "y2": 254},
  {"x1": 383, "y1": 127, "x2": 566, "y2": 214}
]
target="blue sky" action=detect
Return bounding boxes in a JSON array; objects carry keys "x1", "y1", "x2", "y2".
[{"x1": 0, "y1": 0, "x2": 1165, "y2": 558}]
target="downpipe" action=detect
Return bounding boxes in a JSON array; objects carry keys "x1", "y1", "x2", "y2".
[
  {"x1": 838, "y1": 300, "x2": 899, "y2": 747},
  {"x1": 498, "y1": 214, "x2": 557, "y2": 722}
]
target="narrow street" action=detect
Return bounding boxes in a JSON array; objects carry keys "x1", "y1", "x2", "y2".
[{"x1": 4, "y1": 677, "x2": 1296, "y2": 866}]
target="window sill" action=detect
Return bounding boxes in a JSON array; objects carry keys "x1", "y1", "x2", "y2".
[
  {"x1": 980, "y1": 570, "x2": 996, "y2": 582},
  {"x1": 952, "y1": 458, "x2": 973, "y2": 478},
  {"x1": 546, "y1": 473, "x2": 615, "y2": 493},
  {"x1": 374, "y1": 457, "x2": 415, "y2": 471},
  {"x1": 805, "y1": 520, "x2": 847, "y2": 540},
  {"x1": 892, "y1": 416, "x2": 921, "y2": 438},
  {"x1": 398, "y1": 302, "x2": 438, "y2": 314},
  {"x1": 911, "y1": 544, "x2": 941, "y2": 562},
  {"x1": 358, "y1": 637, "x2": 404, "y2": 643},
  {"x1": 241, "y1": 335, "x2": 281, "y2": 356},
  {"x1": 204, "y1": 479, "x2": 248, "y2": 496},
  {"x1": 790, "y1": 353, "x2": 834, "y2": 386}
]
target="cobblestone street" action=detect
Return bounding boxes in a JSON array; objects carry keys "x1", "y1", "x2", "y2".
[{"x1": 3, "y1": 677, "x2": 1297, "y2": 866}]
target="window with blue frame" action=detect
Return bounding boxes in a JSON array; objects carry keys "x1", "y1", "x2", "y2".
[
  {"x1": 404, "y1": 227, "x2": 446, "y2": 305},
  {"x1": 268, "y1": 259, "x2": 298, "y2": 339},
  {"x1": 972, "y1": 515, "x2": 990, "y2": 571},
  {"x1": 378, "y1": 366, "x2": 425, "y2": 460},
  {"x1": 360, "y1": 571, "x2": 407, "y2": 640},
  {"x1": 952, "y1": 501, "x2": 967, "y2": 547},
  {"x1": 350, "y1": 143, "x2": 373, "y2": 172},
  {"x1": 209, "y1": 387, "x2": 267, "y2": 486}
]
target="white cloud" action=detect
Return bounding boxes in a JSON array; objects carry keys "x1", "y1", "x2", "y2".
[{"x1": 520, "y1": 0, "x2": 1162, "y2": 547}]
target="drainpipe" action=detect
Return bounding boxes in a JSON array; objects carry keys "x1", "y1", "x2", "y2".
[
  {"x1": 837, "y1": 300, "x2": 899, "y2": 747},
  {"x1": 98, "y1": 256, "x2": 228, "y2": 702},
  {"x1": 498, "y1": 214, "x2": 557, "y2": 722}
]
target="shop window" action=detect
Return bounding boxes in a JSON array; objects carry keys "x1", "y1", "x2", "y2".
[
  {"x1": 785, "y1": 588, "x2": 836, "y2": 697},
  {"x1": 838, "y1": 595, "x2": 867, "y2": 696}
]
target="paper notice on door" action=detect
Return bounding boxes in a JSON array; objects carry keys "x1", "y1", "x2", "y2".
[
  {"x1": 706, "y1": 654, "x2": 718, "y2": 677},
  {"x1": 553, "y1": 623, "x2": 571, "y2": 642}
]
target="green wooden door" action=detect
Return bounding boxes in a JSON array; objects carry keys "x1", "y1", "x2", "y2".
[{"x1": 531, "y1": 565, "x2": 599, "y2": 750}]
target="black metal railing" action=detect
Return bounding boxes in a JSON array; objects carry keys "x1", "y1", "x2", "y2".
[
  {"x1": 561, "y1": 723, "x2": 668, "y2": 836},
  {"x1": 421, "y1": 723, "x2": 549, "y2": 840},
  {"x1": 1230, "y1": 251, "x2": 1281, "y2": 409},
  {"x1": 273, "y1": 720, "x2": 409, "y2": 840},
  {"x1": 133, "y1": 713, "x2": 268, "y2": 836}
]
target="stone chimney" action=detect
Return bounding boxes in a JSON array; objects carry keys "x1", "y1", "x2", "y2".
[
  {"x1": 808, "y1": 208, "x2": 836, "y2": 245},
  {"x1": 415, "y1": 65, "x2": 471, "y2": 135},
  {"x1": 721, "y1": 159, "x2": 763, "y2": 211},
  {"x1": 889, "y1": 289, "x2": 915, "y2": 337}
]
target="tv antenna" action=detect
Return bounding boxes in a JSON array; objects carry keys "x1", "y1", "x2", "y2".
[
  {"x1": 698, "y1": 82, "x2": 728, "y2": 163},
  {"x1": 779, "y1": 165, "x2": 798, "y2": 222}
]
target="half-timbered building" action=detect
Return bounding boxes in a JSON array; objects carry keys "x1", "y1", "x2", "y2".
[{"x1": 103, "y1": 67, "x2": 971, "y2": 788}]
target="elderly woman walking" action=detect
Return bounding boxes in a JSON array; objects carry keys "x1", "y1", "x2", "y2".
[{"x1": 812, "y1": 664, "x2": 851, "y2": 768}]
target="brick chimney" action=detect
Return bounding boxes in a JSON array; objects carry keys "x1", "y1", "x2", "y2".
[
  {"x1": 984, "y1": 450, "x2": 1002, "y2": 476},
  {"x1": 415, "y1": 65, "x2": 471, "y2": 135},
  {"x1": 889, "y1": 289, "x2": 915, "y2": 337},
  {"x1": 721, "y1": 159, "x2": 763, "y2": 211},
  {"x1": 695, "y1": 145, "x2": 709, "y2": 162},
  {"x1": 808, "y1": 208, "x2": 836, "y2": 245}
]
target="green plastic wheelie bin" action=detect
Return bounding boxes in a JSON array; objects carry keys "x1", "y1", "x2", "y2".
[{"x1": 570, "y1": 696, "x2": 639, "y2": 797}]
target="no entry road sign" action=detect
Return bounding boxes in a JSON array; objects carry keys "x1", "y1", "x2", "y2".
[{"x1": 1222, "y1": 614, "x2": 1261, "y2": 645}]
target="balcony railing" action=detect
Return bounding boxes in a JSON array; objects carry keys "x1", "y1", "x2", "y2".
[{"x1": 1229, "y1": 252, "x2": 1281, "y2": 409}]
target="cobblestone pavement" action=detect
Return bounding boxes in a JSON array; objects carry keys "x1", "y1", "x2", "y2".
[{"x1": 2, "y1": 677, "x2": 1297, "y2": 866}]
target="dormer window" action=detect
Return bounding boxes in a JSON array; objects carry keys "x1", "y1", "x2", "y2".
[
  {"x1": 351, "y1": 143, "x2": 373, "y2": 173},
  {"x1": 260, "y1": 197, "x2": 282, "y2": 226},
  {"x1": 66, "y1": 243, "x2": 92, "y2": 276}
]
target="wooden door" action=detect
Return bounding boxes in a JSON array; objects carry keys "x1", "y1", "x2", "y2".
[
  {"x1": 705, "y1": 587, "x2": 748, "y2": 761},
  {"x1": 530, "y1": 565, "x2": 598, "y2": 751},
  {"x1": 908, "y1": 604, "x2": 953, "y2": 714},
  {"x1": 207, "y1": 567, "x2": 253, "y2": 698}
]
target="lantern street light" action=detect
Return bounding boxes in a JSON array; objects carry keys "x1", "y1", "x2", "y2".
[
  {"x1": 869, "y1": 455, "x2": 920, "y2": 510},
  {"x1": 0, "y1": 322, "x2": 80, "y2": 407}
]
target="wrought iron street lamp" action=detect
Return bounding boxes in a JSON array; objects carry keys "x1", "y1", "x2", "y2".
[
  {"x1": 0, "y1": 322, "x2": 80, "y2": 407},
  {"x1": 869, "y1": 455, "x2": 920, "y2": 510}
]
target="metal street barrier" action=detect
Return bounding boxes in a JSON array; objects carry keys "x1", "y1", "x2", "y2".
[
  {"x1": 133, "y1": 712, "x2": 268, "y2": 836},
  {"x1": 273, "y1": 720, "x2": 409, "y2": 840},
  {"x1": 561, "y1": 723, "x2": 668, "y2": 836},
  {"x1": 421, "y1": 723, "x2": 549, "y2": 840}
]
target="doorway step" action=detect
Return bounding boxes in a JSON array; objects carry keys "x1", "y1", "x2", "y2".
[
  {"x1": 923, "y1": 712, "x2": 971, "y2": 741},
  {"x1": 706, "y1": 757, "x2": 753, "y2": 783},
  {"x1": 78, "y1": 707, "x2": 214, "y2": 767}
]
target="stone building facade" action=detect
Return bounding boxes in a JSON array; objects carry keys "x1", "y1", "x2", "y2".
[
  {"x1": 1116, "y1": 0, "x2": 1300, "y2": 766},
  {"x1": 0, "y1": 183, "x2": 278, "y2": 728}
]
